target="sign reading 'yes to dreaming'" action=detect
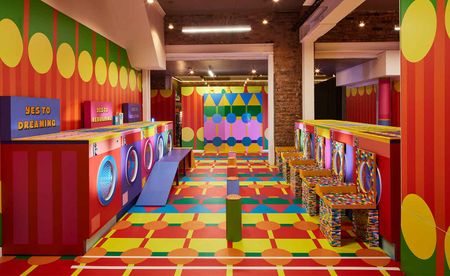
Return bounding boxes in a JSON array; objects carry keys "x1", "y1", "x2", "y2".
[{"x1": 0, "y1": 96, "x2": 61, "y2": 140}]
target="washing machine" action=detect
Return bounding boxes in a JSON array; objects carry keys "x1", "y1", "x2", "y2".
[
  {"x1": 141, "y1": 123, "x2": 158, "y2": 184},
  {"x1": 157, "y1": 121, "x2": 174, "y2": 156},
  {"x1": 120, "y1": 128, "x2": 143, "y2": 208},
  {"x1": 88, "y1": 131, "x2": 123, "y2": 237}
]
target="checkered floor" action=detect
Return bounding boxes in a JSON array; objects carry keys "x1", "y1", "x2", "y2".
[{"x1": 0, "y1": 153, "x2": 402, "y2": 275}]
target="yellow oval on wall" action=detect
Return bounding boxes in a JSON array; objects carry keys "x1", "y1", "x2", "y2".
[
  {"x1": 29, "y1": 32, "x2": 53, "y2": 74},
  {"x1": 0, "y1": 19, "x2": 23, "y2": 68}
]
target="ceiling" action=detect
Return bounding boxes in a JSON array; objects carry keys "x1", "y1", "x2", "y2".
[
  {"x1": 158, "y1": 0, "x2": 303, "y2": 15},
  {"x1": 166, "y1": 60, "x2": 268, "y2": 78}
]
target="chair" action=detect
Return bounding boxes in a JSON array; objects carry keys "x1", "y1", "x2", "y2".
[
  {"x1": 318, "y1": 148, "x2": 379, "y2": 247},
  {"x1": 301, "y1": 141, "x2": 356, "y2": 216},
  {"x1": 288, "y1": 134, "x2": 327, "y2": 198},
  {"x1": 275, "y1": 146, "x2": 298, "y2": 171}
]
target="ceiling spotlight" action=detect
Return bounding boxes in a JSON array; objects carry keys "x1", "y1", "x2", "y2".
[
  {"x1": 251, "y1": 69, "x2": 257, "y2": 74},
  {"x1": 208, "y1": 66, "x2": 215, "y2": 77},
  {"x1": 262, "y1": 19, "x2": 269, "y2": 25},
  {"x1": 273, "y1": 0, "x2": 279, "y2": 2},
  {"x1": 168, "y1": 23, "x2": 174, "y2": 30},
  {"x1": 314, "y1": 68, "x2": 320, "y2": 74},
  {"x1": 332, "y1": 74, "x2": 336, "y2": 78},
  {"x1": 146, "y1": 0, "x2": 154, "y2": 4},
  {"x1": 359, "y1": 21, "x2": 365, "y2": 28},
  {"x1": 394, "y1": 25, "x2": 400, "y2": 31},
  {"x1": 188, "y1": 68, "x2": 194, "y2": 75}
]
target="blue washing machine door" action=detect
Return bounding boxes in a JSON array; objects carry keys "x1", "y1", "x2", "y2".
[
  {"x1": 97, "y1": 155, "x2": 118, "y2": 206},
  {"x1": 157, "y1": 135, "x2": 164, "y2": 161},
  {"x1": 167, "y1": 131, "x2": 173, "y2": 153},
  {"x1": 144, "y1": 139, "x2": 154, "y2": 170},
  {"x1": 126, "y1": 146, "x2": 139, "y2": 185}
]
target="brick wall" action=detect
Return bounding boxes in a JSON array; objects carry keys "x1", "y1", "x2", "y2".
[
  {"x1": 319, "y1": 11, "x2": 399, "y2": 42},
  {"x1": 164, "y1": 12, "x2": 302, "y2": 146}
]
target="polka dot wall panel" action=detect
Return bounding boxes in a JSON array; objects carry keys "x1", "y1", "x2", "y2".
[
  {"x1": 0, "y1": 0, "x2": 142, "y2": 131},
  {"x1": 203, "y1": 91, "x2": 264, "y2": 154}
]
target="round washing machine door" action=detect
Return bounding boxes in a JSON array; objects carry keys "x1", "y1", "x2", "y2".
[
  {"x1": 126, "y1": 146, "x2": 139, "y2": 185},
  {"x1": 143, "y1": 139, "x2": 154, "y2": 170},
  {"x1": 167, "y1": 132, "x2": 173, "y2": 152},
  {"x1": 157, "y1": 135, "x2": 164, "y2": 161},
  {"x1": 97, "y1": 155, "x2": 118, "y2": 206}
]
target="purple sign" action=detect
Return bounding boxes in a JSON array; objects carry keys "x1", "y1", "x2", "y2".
[
  {"x1": 122, "y1": 103, "x2": 142, "y2": 123},
  {"x1": 0, "y1": 96, "x2": 60, "y2": 140},
  {"x1": 84, "y1": 101, "x2": 113, "y2": 128}
]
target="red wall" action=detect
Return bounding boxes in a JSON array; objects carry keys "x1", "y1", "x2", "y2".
[
  {"x1": 345, "y1": 84, "x2": 377, "y2": 124},
  {"x1": 0, "y1": 0, "x2": 142, "y2": 131},
  {"x1": 151, "y1": 89, "x2": 175, "y2": 122}
]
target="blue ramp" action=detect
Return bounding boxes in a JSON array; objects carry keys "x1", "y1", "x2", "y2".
[{"x1": 136, "y1": 162, "x2": 179, "y2": 206}]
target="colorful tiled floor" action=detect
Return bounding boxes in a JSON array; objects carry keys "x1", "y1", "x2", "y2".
[{"x1": 0, "y1": 153, "x2": 402, "y2": 275}]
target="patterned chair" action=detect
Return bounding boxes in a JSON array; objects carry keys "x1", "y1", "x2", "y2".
[
  {"x1": 280, "y1": 151, "x2": 304, "y2": 180},
  {"x1": 301, "y1": 141, "x2": 357, "y2": 216},
  {"x1": 288, "y1": 134, "x2": 327, "y2": 198},
  {"x1": 275, "y1": 146, "x2": 298, "y2": 171},
  {"x1": 318, "y1": 148, "x2": 379, "y2": 247}
]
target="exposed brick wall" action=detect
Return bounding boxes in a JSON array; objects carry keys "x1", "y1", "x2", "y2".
[
  {"x1": 319, "y1": 11, "x2": 399, "y2": 42},
  {"x1": 165, "y1": 12, "x2": 302, "y2": 147}
]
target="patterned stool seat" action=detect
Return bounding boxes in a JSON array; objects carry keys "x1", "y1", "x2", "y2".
[
  {"x1": 321, "y1": 193, "x2": 376, "y2": 209},
  {"x1": 304, "y1": 177, "x2": 357, "y2": 196}
]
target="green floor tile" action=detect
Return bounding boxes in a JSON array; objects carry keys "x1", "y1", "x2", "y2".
[
  {"x1": 173, "y1": 198, "x2": 200, "y2": 204},
  {"x1": 241, "y1": 198, "x2": 260, "y2": 204},
  {"x1": 203, "y1": 198, "x2": 226, "y2": 204},
  {"x1": 262, "y1": 198, "x2": 290, "y2": 204}
]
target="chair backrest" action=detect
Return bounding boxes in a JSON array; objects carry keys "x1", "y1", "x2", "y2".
[
  {"x1": 315, "y1": 136, "x2": 325, "y2": 168},
  {"x1": 355, "y1": 148, "x2": 377, "y2": 202},
  {"x1": 302, "y1": 132, "x2": 312, "y2": 159},
  {"x1": 332, "y1": 141, "x2": 346, "y2": 182},
  {"x1": 295, "y1": 128, "x2": 301, "y2": 151}
]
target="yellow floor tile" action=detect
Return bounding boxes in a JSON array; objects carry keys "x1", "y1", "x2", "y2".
[
  {"x1": 198, "y1": 213, "x2": 225, "y2": 224},
  {"x1": 189, "y1": 238, "x2": 227, "y2": 252},
  {"x1": 233, "y1": 238, "x2": 272, "y2": 253},
  {"x1": 242, "y1": 214, "x2": 264, "y2": 224},
  {"x1": 267, "y1": 214, "x2": 301, "y2": 224},
  {"x1": 101, "y1": 238, "x2": 144, "y2": 252},
  {"x1": 144, "y1": 238, "x2": 186, "y2": 252},
  {"x1": 300, "y1": 213, "x2": 320, "y2": 224},
  {"x1": 127, "y1": 213, "x2": 161, "y2": 224},
  {"x1": 318, "y1": 239, "x2": 364, "y2": 253},
  {"x1": 275, "y1": 238, "x2": 317, "y2": 253},
  {"x1": 161, "y1": 214, "x2": 195, "y2": 224}
]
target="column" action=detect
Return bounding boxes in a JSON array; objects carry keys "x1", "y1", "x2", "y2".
[{"x1": 377, "y1": 78, "x2": 391, "y2": 126}]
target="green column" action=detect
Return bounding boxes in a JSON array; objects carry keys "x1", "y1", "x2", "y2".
[{"x1": 226, "y1": 194, "x2": 242, "y2": 242}]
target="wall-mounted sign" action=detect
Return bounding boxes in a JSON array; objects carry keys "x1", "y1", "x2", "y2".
[
  {"x1": 122, "y1": 103, "x2": 142, "y2": 123},
  {"x1": 0, "y1": 96, "x2": 60, "y2": 140},
  {"x1": 84, "y1": 101, "x2": 113, "y2": 128}
]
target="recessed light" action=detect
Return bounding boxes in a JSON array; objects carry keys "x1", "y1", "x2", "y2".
[
  {"x1": 188, "y1": 68, "x2": 194, "y2": 75},
  {"x1": 251, "y1": 69, "x2": 257, "y2": 74},
  {"x1": 262, "y1": 19, "x2": 269, "y2": 25},
  {"x1": 314, "y1": 68, "x2": 320, "y2": 74},
  {"x1": 394, "y1": 25, "x2": 400, "y2": 31},
  {"x1": 182, "y1": 25, "x2": 251, "y2": 34},
  {"x1": 168, "y1": 23, "x2": 174, "y2": 30},
  {"x1": 359, "y1": 21, "x2": 365, "y2": 28},
  {"x1": 273, "y1": 0, "x2": 279, "y2": 2},
  {"x1": 146, "y1": 0, "x2": 154, "y2": 4}
]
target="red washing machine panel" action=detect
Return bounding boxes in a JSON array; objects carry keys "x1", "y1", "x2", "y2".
[{"x1": 88, "y1": 137, "x2": 122, "y2": 236}]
